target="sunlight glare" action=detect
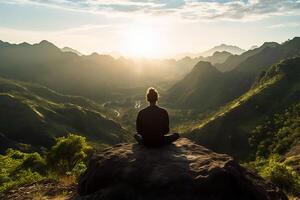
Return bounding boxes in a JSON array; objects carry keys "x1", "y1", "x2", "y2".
[{"x1": 122, "y1": 26, "x2": 162, "y2": 58}]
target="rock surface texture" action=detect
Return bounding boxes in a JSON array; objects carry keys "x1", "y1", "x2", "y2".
[{"x1": 77, "y1": 138, "x2": 287, "y2": 200}]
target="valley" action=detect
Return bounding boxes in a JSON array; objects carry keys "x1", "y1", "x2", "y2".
[{"x1": 0, "y1": 37, "x2": 300, "y2": 198}]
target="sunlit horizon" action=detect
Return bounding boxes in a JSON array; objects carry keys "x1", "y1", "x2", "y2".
[{"x1": 0, "y1": 1, "x2": 300, "y2": 59}]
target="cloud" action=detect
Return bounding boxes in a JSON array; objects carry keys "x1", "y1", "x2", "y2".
[
  {"x1": 268, "y1": 22, "x2": 299, "y2": 28},
  {"x1": 3, "y1": 0, "x2": 300, "y2": 21},
  {"x1": 181, "y1": 0, "x2": 300, "y2": 21}
]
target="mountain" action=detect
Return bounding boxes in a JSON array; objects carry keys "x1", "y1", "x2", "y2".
[
  {"x1": 167, "y1": 62, "x2": 225, "y2": 111},
  {"x1": 185, "y1": 57, "x2": 300, "y2": 159},
  {"x1": 235, "y1": 38, "x2": 300, "y2": 75},
  {"x1": 0, "y1": 77, "x2": 130, "y2": 153},
  {"x1": 205, "y1": 51, "x2": 232, "y2": 64},
  {"x1": 166, "y1": 61, "x2": 251, "y2": 112},
  {"x1": 200, "y1": 44, "x2": 246, "y2": 57},
  {"x1": 167, "y1": 37, "x2": 300, "y2": 112},
  {"x1": 216, "y1": 42, "x2": 280, "y2": 72},
  {"x1": 0, "y1": 40, "x2": 139, "y2": 101},
  {"x1": 250, "y1": 45, "x2": 259, "y2": 50},
  {"x1": 61, "y1": 47, "x2": 82, "y2": 56},
  {"x1": 176, "y1": 44, "x2": 245, "y2": 59},
  {"x1": 0, "y1": 40, "x2": 205, "y2": 101},
  {"x1": 172, "y1": 51, "x2": 232, "y2": 76}
]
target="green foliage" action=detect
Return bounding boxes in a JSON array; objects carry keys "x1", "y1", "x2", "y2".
[
  {"x1": 245, "y1": 155, "x2": 300, "y2": 196},
  {"x1": 250, "y1": 103, "x2": 300, "y2": 157},
  {"x1": 20, "y1": 152, "x2": 47, "y2": 175},
  {"x1": 0, "y1": 149, "x2": 44, "y2": 193},
  {"x1": 0, "y1": 134, "x2": 93, "y2": 193},
  {"x1": 71, "y1": 161, "x2": 87, "y2": 178},
  {"x1": 47, "y1": 134, "x2": 93, "y2": 175}
]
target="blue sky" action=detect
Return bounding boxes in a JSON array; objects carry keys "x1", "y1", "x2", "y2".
[{"x1": 0, "y1": 0, "x2": 300, "y2": 58}]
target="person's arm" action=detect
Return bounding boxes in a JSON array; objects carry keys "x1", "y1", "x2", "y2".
[
  {"x1": 136, "y1": 112, "x2": 142, "y2": 136},
  {"x1": 163, "y1": 110, "x2": 170, "y2": 135}
]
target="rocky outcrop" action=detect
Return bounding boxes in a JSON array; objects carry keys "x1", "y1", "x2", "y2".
[{"x1": 77, "y1": 138, "x2": 287, "y2": 200}]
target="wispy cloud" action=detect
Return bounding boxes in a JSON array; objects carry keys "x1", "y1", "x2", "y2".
[
  {"x1": 4, "y1": 0, "x2": 300, "y2": 21},
  {"x1": 268, "y1": 22, "x2": 299, "y2": 28},
  {"x1": 181, "y1": 0, "x2": 300, "y2": 21}
]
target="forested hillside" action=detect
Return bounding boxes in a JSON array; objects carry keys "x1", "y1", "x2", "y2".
[
  {"x1": 0, "y1": 77, "x2": 130, "y2": 153},
  {"x1": 167, "y1": 37, "x2": 300, "y2": 113},
  {"x1": 186, "y1": 57, "x2": 300, "y2": 159}
]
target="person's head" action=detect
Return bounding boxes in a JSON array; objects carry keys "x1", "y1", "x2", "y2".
[{"x1": 146, "y1": 87, "x2": 159, "y2": 105}]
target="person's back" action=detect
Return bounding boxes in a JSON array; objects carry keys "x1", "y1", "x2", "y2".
[
  {"x1": 136, "y1": 105, "x2": 169, "y2": 146},
  {"x1": 135, "y1": 88, "x2": 179, "y2": 147}
]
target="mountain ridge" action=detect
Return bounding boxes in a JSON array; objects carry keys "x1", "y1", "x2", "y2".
[
  {"x1": 185, "y1": 57, "x2": 300, "y2": 159},
  {"x1": 61, "y1": 47, "x2": 82, "y2": 56},
  {"x1": 176, "y1": 44, "x2": 245, "y2": 59},
  {"x1": 167, "y1": 37, "x2": 300, "y2": 113}
]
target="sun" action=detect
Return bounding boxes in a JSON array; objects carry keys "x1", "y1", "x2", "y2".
[{"x1": 122, "y1": 26, "x2": 162, "y2": 58}]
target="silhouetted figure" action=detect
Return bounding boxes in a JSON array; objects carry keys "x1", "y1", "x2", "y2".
[{"x1": 135, "y1": 88, "x2": 179, "y2": 147}]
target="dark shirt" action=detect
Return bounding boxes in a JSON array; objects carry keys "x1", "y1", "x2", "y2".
[{"x1": 136, "y1": 105, "x2": 169, "y2": 145}]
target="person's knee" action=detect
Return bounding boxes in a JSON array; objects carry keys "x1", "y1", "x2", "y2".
[
  {"x1": 173, "y1": 133, "x2": 180, "y2": 139},
  {"x1": 134, "y1": 134, "x2": 143, "y2": 144},
  {"x1": 164, "y1": 133, "x2": 180, "y2": 144}
]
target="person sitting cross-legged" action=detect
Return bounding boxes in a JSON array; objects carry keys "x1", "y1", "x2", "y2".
[{"x1": 134, "y1": 87, "x2": 179, "y2": 147}]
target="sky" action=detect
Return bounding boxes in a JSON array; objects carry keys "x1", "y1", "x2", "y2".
[{"x1": 0, "y1": 0, "x2": 300, "y2": 58}]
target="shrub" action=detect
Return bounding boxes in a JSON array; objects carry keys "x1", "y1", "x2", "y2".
[
  {"x1": 0, "y1": 134, "x2": 93, "y2": 193},
  {"x1": 47, "y1": 133, "x2": 93, "y2": 175},
  {"x1": 0, "y1": 149, "x2": 44, "y2": 193},
  {"x1": 20, "y1": 152, "x2": 47, "y2": 175},
  {"x1": 245, "y1": 155, "x2": 300, "y2": 196}
]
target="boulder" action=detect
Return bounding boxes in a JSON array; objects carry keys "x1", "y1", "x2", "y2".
[{"x1": 77, "y1": 138, "x2": 287, "y2": 200}]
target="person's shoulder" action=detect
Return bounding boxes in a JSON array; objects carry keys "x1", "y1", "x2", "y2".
[
  {"x1": 157, "y1": 106, "x2": 168, "y2": 114},
  {"x1": 138, "y1": 106, "x2": 150, "y2": 114}
]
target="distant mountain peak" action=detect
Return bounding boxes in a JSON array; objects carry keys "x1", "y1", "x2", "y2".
[
  {"x1": 90, "y1": 52, "x2": 99, "y2": 57},
  {"x1": 175, "y1": 44, "x2": 245, "y2": 59},
  {"x1": 212, "y1": 51, "x2": 232, "y2": 56},
  {"x1": 39, "y1": 40, "x2": 53, "y2": 45},
  {"x1": 283, "y1": 36, "x2": 300, "y2": 45},
  {"x1": 19, "y1": 42, "x2": 31, "y2": 47},
  {"x1": 261, "y1": 41, "x2": 279, "y2": 48},
  {"x1": 37, "y1": 40, "x2": 58, "y2": 49},
  {"x1": 61, "y1": 47, "x2": 82, "y2": 56},
  {"x1": 290, "y1": 36, "x2": 300, "y2": 41},
  {"x1": 0, "y1": 40, "x2": 11, "y2": 48},
  {"x1": 219, "y1": 43, "x2": 232, "y2": 47},
  {"x1": 192, "y1": 61, "x2": 219, "y2": 74},
  {"x1": 250, "y1": 45, "x2": 259, "y2": 50},
  {"x1": 200, "y1": 44, "x2": 245, "y2": 57},
  {"x1": 194, "y1": 61, "x2": 213, "y2": 68}
]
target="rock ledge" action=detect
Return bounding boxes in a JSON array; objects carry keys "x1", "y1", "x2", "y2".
[{"x1": 77, "y1": 138, "x2": 287, "y2": 200}]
